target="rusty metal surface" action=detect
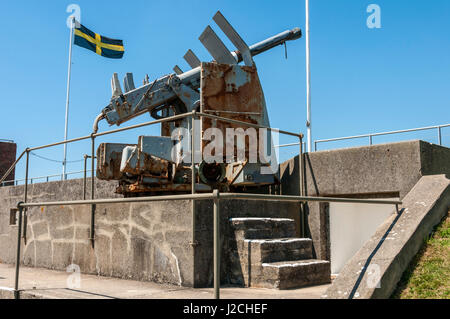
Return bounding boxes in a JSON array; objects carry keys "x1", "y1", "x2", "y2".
[
  {"x1": 200, "y1": 62, "x2": 265, "y2": 160},
  {"x1": 96, "y1": 143, "x2": 135, "y2": 180},
  {"x1": 121, "y1": 152, "x2": 170, "y2": 178}
]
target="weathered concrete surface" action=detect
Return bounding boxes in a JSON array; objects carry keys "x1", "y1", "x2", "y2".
[
  {"x1": 226, "y1": 218, "x2": 330, "y2": 289},
  {"x1": 0, "y1": 178, "x2": 301, "y2": 288},
  {"x1": 194, "y1": 200, "x2": 301, "y2": 287},
  {"x1": 280, "y1": 140, "x2": 450, "y2": 261},
  {"x1": 0, "y1": 141, "x2": 16, "y2": 185},
  {"x1": 322, "y1": 174, "x2": 450, "y2": 299},
  {"x1": 0, "y1": 263, "x2": 330, "y2": 299},
  {"x1": 0, "y1": 179, "x2": 194, "y2": 286}
]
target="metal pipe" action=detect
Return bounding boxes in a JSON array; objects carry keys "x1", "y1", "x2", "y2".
[
  {"x1": 14, "y1": 205, "x2": 24, "y2": 299},
  {"x1": 63, "y1": 16, "x2": 75, "y2": 180},
  {"x1": 369, "y1": 135, "x2": 373, "y2": 146},
  {"x1": 93, "y1": 113, "x2": 105, "y2": 134},
  {"x1": 18, "y1": 193, "x2": 401, "y2": 208},
  {"x1": 196, "y1": 112, "x2": 302, "y2": 138},
  {"x1": 217, "y1": 193, "x2": 402, "y2": 205},
  {"x1": 438, "y1": 126, "x2": 442, "y2": 145},
  {"x1": 94, "y1": 112, "x2": 193, "y2": 138},
  {"x1": 305, "y1": 0, "x2": 312, "y2": 153},
  {"x1": 28, "y1": 113, "x2": 193, "y2": 152},
  {"x1": 315, "y1": 123, "x2": 450, "y2": 148},
  {"x1": 83, "y1": 155, "x2": 88, "y2": 200},
  {"x1": 213, "y1": 190, "x2": 220, "y2": 299},
  {"x1": 22, "y1": 150, "x2": 29, "y2": 244},
  {"x1": 90, "y1": 135, "x2": 96, "y2": 247}
]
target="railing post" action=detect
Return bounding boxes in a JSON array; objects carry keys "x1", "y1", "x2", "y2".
[
  {"x1": 213, "y1": 189, "x2": 220, "y2": 300},
  {"x1": 299, "y1": 134, "x2": 305, "y2": 237},
  {"x1": 14, "y1": 203, "x2": 24, "y2": 299},
  {"x1": 83, "y1": 154, "x2": 88, "y2": 200},
  {"x1": 438, "y1": 126, "x2": 442, "y2": 146},
  {"x1": 314, "y1": 141, "x2": 317, "y2": 152},
  {"x1": 90, "y1": 135, "x2": 96, "y2": 247},
  {"x1": 369, "y1": 135, "x2": 373, "y2": 146},
  {"x1": 22, "y1": 150, "x2": 30, "y2": 244},
  {"x1": 190, "y1": 112, "x2": 198, "y2": 247}
]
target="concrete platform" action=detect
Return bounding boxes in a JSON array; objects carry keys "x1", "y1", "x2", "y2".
[{"x1": 0, "y1": 263, "x2": 330, "y2": 299}]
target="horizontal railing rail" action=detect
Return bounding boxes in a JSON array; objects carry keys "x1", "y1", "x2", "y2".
[
  {"x1": 1, "y1": 169, "x2": 93, "y2": 186},
  {"x1": 275, "y1": 123, "x2": 450, "y2": 152},
  {"x1": 314, "y1": 123, "x2": 450, "y2": 151},
  {"x1": 0, "y1": 139, "x2": 14, "y2": 143}
]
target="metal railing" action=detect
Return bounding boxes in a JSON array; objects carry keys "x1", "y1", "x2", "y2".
[
  {"x1": 12, "y1": 190, "x2": 402, "y2": 299},
  {"x1": 275, "y1": 123, "x2": 450, "y2": 152},
  {"x1": 314, "y1": 123, "x2": 450, "y2": 151},
  {"x1": 1, "y1": 169, "x2": 92, "y2": 187},
  {"x1": 0, "y1": 139, "x2": 14, "y2": 143}
]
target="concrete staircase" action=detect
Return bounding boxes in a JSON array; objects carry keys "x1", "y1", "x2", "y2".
[{"x1": 229, "y1": 218, "x2": 331, "y2": 289}]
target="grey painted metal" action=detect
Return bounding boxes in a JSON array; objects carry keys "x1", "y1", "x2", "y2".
[
  {"x1": 199, "y1": 25, "x2": 236, "y2": 65},
  {"x1": 213, "y1": 190, "x2": 220, "y2": 299},
  {"x1": 14, "y1": 206, "x2": 23, "y2": 299},
  {"x1": 101, "y1": 26, "x2": 301, "y2": 126},
  {"x1": 183, "y1": 49, "x2": 201, "y2": 68},
  {"x1": 140, "y1": 136, "x2": 175, "y2": 162},
  {"x1": 213, "y1": 11, "x2": 253, "y2": 67},
  {"x1": 123, "y1": 73, "x2": 136, "y2": 93},
  {"x1": 314, "y1": 123, "x2": 450, "y2": 151}
]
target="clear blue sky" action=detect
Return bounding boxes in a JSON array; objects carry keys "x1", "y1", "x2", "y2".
[{"x1": 1, "y1": 0, "x2": 449, "y2": 182}]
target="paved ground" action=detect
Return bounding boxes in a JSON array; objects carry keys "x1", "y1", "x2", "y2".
[{"x1": 0, "y1": 263, "x2": 330, "y2": 299}]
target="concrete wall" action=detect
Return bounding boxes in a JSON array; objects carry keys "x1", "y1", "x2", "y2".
[
  {"x1": 0, "y1": 178, "x2": 301, "y2": 288},
  {"x1": 0, "y1": 142, "x2": 16, "y2": 184},
  {"x1": 280, "y1": 140, "x2": 450, "y2": 261}
]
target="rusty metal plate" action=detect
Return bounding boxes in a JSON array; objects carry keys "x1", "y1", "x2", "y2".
[
  {"x1": 200, "y1": 62, "x2": 265, "y2": 160},
  {"x1": 96, "y1": 143, "x2": 135, "y2": 180}
]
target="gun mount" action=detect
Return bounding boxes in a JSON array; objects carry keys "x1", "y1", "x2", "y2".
[{"x1": 95, "y1": 11, "x2": 302, "y2": 196}]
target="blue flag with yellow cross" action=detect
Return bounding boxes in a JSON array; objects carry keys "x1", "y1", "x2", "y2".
[{"x1": 74, "y1": 22, "x2": 124, "y2": 59}]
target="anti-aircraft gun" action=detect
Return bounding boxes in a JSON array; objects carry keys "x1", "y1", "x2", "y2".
[{"x1": 94, "y1": 11, "x2": 302, "y2": 196}]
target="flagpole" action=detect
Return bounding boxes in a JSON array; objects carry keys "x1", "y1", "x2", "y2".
[
  {"x1": 305, "y1": 0, "x2": 312, "y2": 152},
  {"x1": 63, "y1": 17, "x2": 75, "y2": 179}
]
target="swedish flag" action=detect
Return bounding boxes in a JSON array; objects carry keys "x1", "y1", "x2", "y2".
[{"x1": 74, "y1": 22, "x2": 124, "y2": 59}]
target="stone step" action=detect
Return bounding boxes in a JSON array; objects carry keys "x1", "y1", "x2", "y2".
[
  {"x1": 230, "y1": 217, "x2": 296, "y2": 239},
  {"x1": 244, "y1": 238, "x2": 313, "y2": 263},
  {"x1": 260, "y1": 259, "x2": 331, "y2": 290}
]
